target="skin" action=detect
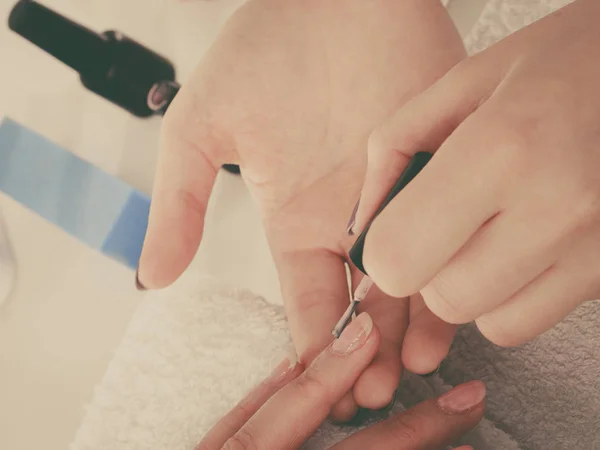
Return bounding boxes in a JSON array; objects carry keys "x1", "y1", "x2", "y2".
[
  {"x1": 357, "y1": 0, "x2": 600, "y2": 358},
  {"x1": 138, "y1": 0, "x2": 466, "y2": 419},
  {"x1": 196, "y1": 313, "x2": 485, "y2": 450}
]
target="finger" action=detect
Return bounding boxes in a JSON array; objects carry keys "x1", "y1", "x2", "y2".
[
  {"x1": 350, "y1": 267, "x2": 408, "y2": 410},
  {"x1": 330, "y1": 391, "x2": 360, "y2": 424},
  {"x1": 333, "y1": 380, "x2": 486, "y2": 450},
  {"x1": 402, "y1": 293, "x2": 457, "y2": 375},
  {"x1": 421, "y1": 202, "x2": 564, "y2": 323},
  {"x1": 476, "y1": 239, "x2": 600, "y2": 346},
  {"x1": 362, "y1": 109, "x2": 504, "y2": 299},
  {"x1": 138, "y1": 86, "x2": 225, "y2": 289},
  {"x1": 276, "y1": 249, "x2": 350, "y2": 364},
  {"x1": 352, "y1": 58, "x2": 496, "y2": 235},
  {"x1": 197, "y1": 358, "x2": 304, "y2": 449},
  {"x1": 224, "y1": 313, "x2": 380, "y2": 449},
  {"x1": 274, "y1": 248, "x2": 359, "y2": 421}
]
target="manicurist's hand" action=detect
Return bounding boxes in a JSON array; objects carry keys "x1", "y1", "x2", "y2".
[
  {"x1": 354, "y1": 0, "x2": 600, "y2": 351},
  {"x1": 138, "y1": 0, "x2": 465, "y2": 419},
  {"x1": 196, "y1": 312, "x2": 485, "y2": 450}
]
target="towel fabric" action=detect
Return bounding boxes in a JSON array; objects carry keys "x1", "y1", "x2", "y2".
[
  {"x1": 70, "y1": 1, "x2": 597, "y2": 449},
  {"x1": 69, "y1": 273, "x2": 518, "y2": 450}
]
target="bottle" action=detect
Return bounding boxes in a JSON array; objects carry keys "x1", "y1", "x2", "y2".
[
  {"x1": 8, "y1": 0, "x2": 240, "y2": 173},
  {"x1": 8, "y1": 0, "x2": 176, "y2": 118}
]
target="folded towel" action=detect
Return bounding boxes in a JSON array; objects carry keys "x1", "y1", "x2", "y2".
[{"x1": 69, "y1": 272, "x2": 519, "y2": 450}]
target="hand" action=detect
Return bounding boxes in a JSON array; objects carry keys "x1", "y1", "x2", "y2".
[
  {"x1": 354, "y1": 0, "x2": 600, "y2": 349},
  {"x1": 138, "y1": 0, "x2": 465, "y2": 419},
  {"x1": 196, "y1": 312, "x2": 485, "y2": 450}
]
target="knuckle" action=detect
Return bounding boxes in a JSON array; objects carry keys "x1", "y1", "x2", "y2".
[
  {"x1": 288, "y1": 286, "x2": 335, "y2": 322},
  {"x1": 290, "y1": 365, "x2": 329, "y2": 406},
  {"x1": 387, "y1": 412, "x2": 423, "y2": 447},
  {"x1": 445, "y1": 55, "x2": 481, "y2": 90},
  {"x1": 477, "y1": 113, "x2": 543, "y2": 174},
  {"x1": 490, "y1": 123, "x2": 538, "y2": 163},
  {"x1": 569, "y1": 183, "x2": 600, "y2": 229},
  {"x1": 174, "y1": 189, "x2": 208, "y2": 218},
  {"x1": 222, "y1": 429, "x2": 258, "y2": 450},
  {"x1": 423, "y1": 274, "x2": 471, "y2": 324},
  {"x1": 228, "y1": 399, "x2": 255, "y2": 425},
  {"x1": 362, "y1": 249, "x2": 405, "y2": 298}
]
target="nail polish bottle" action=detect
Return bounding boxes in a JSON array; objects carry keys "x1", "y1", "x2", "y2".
[
  {"x1": 8, "y1": 0, "x2": 241, "y2": 174},
  {"x1": 8, "y1": 0, "x2": 176, "y2": 118}
]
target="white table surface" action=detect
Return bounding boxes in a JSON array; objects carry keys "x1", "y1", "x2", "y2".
[{"x1": 0, "y1": 1, "x2": 486, "y2": 449}]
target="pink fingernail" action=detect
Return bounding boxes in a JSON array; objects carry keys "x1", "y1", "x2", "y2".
[
  {"x1": 437, "y1": 381, "x2": 486, "y2": 414},
  {"x1": 270, "y1": 354, "x2": 298, "y2": 382},
  {"x1": 331, "y1": 312, "x2": 373, "y2": 355},
  {"x1": 135, "y1": 267, "x2": 147, "y2": 291}
]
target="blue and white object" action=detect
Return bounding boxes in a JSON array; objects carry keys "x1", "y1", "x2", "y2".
[{"x1": 0, "y1": 117, "x2": 150, "y2": 270}]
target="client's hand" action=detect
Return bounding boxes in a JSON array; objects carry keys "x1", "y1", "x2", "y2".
[
  {"x1": 196, "y1": 313, "x2": 484, "y2": 450},
  {"x1": 138, "y1": 0, "x2": 465, "y2": 419}
]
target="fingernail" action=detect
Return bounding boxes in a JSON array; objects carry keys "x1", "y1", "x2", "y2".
[
  {"x1": 346, "y1": 196, "x2": 361, "y2": 236},
  {"x1": 135, "y1": 268, "x2": 146, "y2": 291},
  {"x1": 331, "y1": 312, "x2": 373, "y2": 355},
  {"x1": 379, "y1": 390, "x2": 397, "y2": 413},
  {"x1": 421, "y1": 364, "x2": 441, "y2": 377},
  {"x1": 437, "y1": 381, "x2": 486, "y2": 414},
  {"x1": 271, "y1": 356, "x2": 298, "y2": 382}
]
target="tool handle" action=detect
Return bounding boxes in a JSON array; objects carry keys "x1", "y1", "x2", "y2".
[{"x1": 349, "y1": 151, "x2": 432, "y2": 274}]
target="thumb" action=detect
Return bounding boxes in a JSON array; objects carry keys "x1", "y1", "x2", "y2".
[
  {"x1": 137, "y1": 86, "x2": 226, "y2": 289},
  {"x1": 351, "y1": 60, "x2": 492, "y2": 235}
]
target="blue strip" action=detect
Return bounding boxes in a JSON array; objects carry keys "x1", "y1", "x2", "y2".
[{"x1": 0, "y1": 117, "x2": 150, "y2": 269}]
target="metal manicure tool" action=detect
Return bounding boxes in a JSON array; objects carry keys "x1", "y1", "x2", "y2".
[{"x1": 332, "y1": 151, "x2": 433, "y2": 339}]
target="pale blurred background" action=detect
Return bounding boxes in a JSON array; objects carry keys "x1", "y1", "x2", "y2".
[{"x1": 0, "y1": 1, "x2": 486, "y2": 449}]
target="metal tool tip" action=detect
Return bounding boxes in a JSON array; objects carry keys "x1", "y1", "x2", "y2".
[{"x1": 331, "y1": 300, "x2": 359, "y2": 338}]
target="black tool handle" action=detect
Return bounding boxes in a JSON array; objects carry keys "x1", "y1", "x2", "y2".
[{"x1": 349, "y1": 151, "x2": 432, "y2": 274}]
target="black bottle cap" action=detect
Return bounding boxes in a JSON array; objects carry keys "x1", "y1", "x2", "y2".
[
  {"x1": 8, "y1": 0, "x2": 176, "y2": 117},
  {"x1": 349, "y1": 151, "x2": 432, "y2": 274},
  {"x1": 9, "y1": 0, "x2": 111, "y2": 78}
]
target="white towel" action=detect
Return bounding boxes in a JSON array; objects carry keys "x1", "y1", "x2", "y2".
[{"x1": 69, "y1": 272, "x2": 518, "y2": 450}]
